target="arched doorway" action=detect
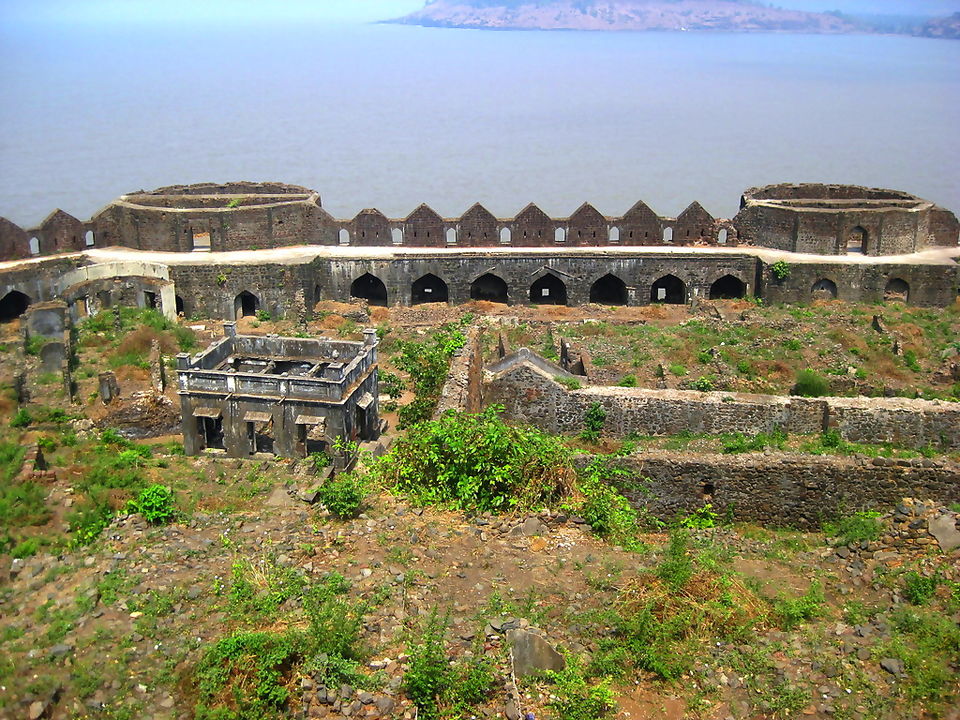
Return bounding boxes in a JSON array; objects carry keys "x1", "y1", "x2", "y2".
[
  {"x1": 811, "y1": 279, "x2": 838, "y2": 300},
  {"x1": 884, "y1": 278, "x2": 909, "y2": 303},
  {"x1": 650, "y1": 275, "x2": 686, "y2": 304},
  {"x1": 234, "y1": 291, "x2": 259, "y2": 318},
  {"x1": 847, "y1": 226, "x2": 867, "y2": 254},
  {"x1": 350, "y1": 273, "x2": 388, "y2": 306},
  {"x1": 0, "y1": 290, "x2": 30, "y2": 321},
  {"x1": 411, "y1": 274, "x2": 449, "y2": 304},
  {"x1": 175, "y1": 295, "x2": 185, "y2": 315},
  {"x1": 470, "y1": 273, "x2": 508, "y2": 303},
  {"x1": 530, "y1": 274, "x2": 567, "y2": 305},
  {"x1": 590, "y1": 274, "x2": 628, "y2": 305},
  {"x1": 709, "y1": 275, "x2": 746, "y2": 300}
]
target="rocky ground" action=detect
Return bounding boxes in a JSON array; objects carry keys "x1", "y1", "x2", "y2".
[{"x1": 2, "y1": 448, "x2": 958, "y2": 719}]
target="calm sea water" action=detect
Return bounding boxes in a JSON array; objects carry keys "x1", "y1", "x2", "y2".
[{"x1": 0, "y1": 22, "x2": 958, "y2": 227}]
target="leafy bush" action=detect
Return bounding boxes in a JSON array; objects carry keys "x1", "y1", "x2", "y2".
[
  {"x1": 307, "y1": 451, "x2": 331, "y2": 472},
  {"x1": 126, "y1": 484, "x2": 177, "y2": 524},
  {"x1": 903, "y1": 571, "x2": 940, "y2": 606},
  {"x1": 580, "y1": 402, "x2": 606, "y2": 442},
  {"x1": 566, "y1": 459, "x2": 641, "y2": 548},
  {"x1": 770, "y1": 260, "x2": 791, "y2": 281},
  {"x1": 617, "y1": 374, "x2": 637, "y2": 387},
  {"x1": 10, "y1": 409, "x2": 31, "y2": 428},
  {"x1": 403, "y1": 610, "x2": 451, "y2": 719},
  {"x1": 793, "y1": 369, "x2": 829, "y2": 397},
  {"x1": 668, "y1": 364, "x2": 687, "y2": 377},
  {"x1": 395, "y1": 324, "x2": 466, "y2": 429},
  {"x1": 721, "y1": 428, "x2": 787, "y2": 454},
  {"x1": 692, "y1": 375, "x2": 715, "y2": 392},
  {"x1": 676, "y1": 504, "x2": 719, "y2": 529},
  {"x1": 378, "y1": 370, "x2": 405, "y2": 399},
  {"x1": 546, "y1": 655, "x2": 615, "y2": 720},
  {"x1": 374, "y1": 406, "x2": 574, "y2": 514},
  {"x1": 317, "y1": 472, "x2": 365, "y2": 519},
  {"x1": 255, "y1": 309, "x2": 271, "y2": 321},
  {"x1": 656, "y1": 530, "x2": 694, "y2": 592},
  {"x1": 194, "y1": 631, "x2": 301, "y2": 719},
  {"x1": 824, "y1": 510, "x2": 883, "y2": 546},
  {"x1": 774, "y1": 581, "x2": 825, "y2": 629}
]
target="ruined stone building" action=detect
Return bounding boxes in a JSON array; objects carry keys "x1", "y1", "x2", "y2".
[{"x1": 176, "y1": 323, "x2": 380, "y2": 458}]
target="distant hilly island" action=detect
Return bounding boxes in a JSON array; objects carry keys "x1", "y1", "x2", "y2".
[{"x1": 388, "y1": 1, "x2": 960, "y2": 38}]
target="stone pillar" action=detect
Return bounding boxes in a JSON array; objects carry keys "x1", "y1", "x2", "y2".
[
  {"x1": 99, "y1": 372, "x2": 120, "y2": 404},
  {"x1": 223, "y1": 321, "x2": 237, "y2": 338}
]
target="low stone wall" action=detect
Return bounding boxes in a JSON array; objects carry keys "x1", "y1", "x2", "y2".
[
  {"x1": 433, "y1": 326, "x2": 483, "y2": 417},
  {"x1": 606, "y1": 451, "x2": 960, "y2": 529},
  {"x1": 485, "y1": 360, "x2": 960, "y2": 449}
]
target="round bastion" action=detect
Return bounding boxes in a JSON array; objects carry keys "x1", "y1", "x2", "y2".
[
  {"x1": 734, "y1": 183, "x2": 959, "y2": 256},
  {"x1": 90, "y1": 182, "x2": 333, "y2": 252}
]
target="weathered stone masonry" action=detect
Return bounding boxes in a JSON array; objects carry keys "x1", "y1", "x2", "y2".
[{"x1": 0, "y1": 181, "x2": 957, "y2": 322}]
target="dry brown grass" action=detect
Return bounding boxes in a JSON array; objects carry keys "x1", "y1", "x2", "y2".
[
  {"x1": 116, "y1": 326, "x2": 179, "y2": 355},
  {"x1": 619, "y1": 570, "x2": 769, "y2": 638}
]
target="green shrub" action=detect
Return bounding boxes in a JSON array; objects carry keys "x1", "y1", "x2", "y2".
[
  {"x1": 317, "y1": 473, "x2": 365, "y2": 519},
  {"x1": 903, "y1": 349, "x2": 922, "y2": 373},
  {"x1": 580, "y1": 402, "x2": 606, "y2": 442},
  {"x1": 10, "y1": 409, "x2": 31, "y2": 428},
  {"x1": 395, "y1": 324, "x2": 466, "y2": 428},
  {"x1": 403, "y1": 610, "x2": 451, "y2": 719},
  {"x1": 692, "y1": 375, "x2": 715, "y2": 392},
  {"x1": 379, "y1": 370, "x2": 405, "y2": 399},
  {"x1": 567, "y1": 460, "x2": 641, "y2": 548},
  {"x1": 668, "y1": 364, "x2": 687, "y2": 377},
  {"x1": 775, "y1": 581, "x2": 825, "y2": 629},
  {"x1": 308, "y1": 452, "x2": 331, "y2": 472},
  {"x1": 374, "y1": 406, "x2": 573, "y2": 514},
  {"x1": 676, "y1": 504, "x2": 719, "y2": 529},
  {"x1": 126, "y1": 484, "x2": 177, "y2": 524},
  {"x1": 770, "y1": 260, "x2": 791, "y2": 281},
  {"x1": 793, "y1": 369, "x2": 829, "y2": 397},
  {"x1": 656, "y1": 530, "x2": 693, "y2": 592},
  {"x1": 721, "y1": 428, "x2": 787, "y2": 454},
  {"x1": 546, "y1": 655, "x2": 615, "y2": 720},
  {"x1": 903, "y1": 571, "x2": 940, "y2": 606},
  {"x1": 11, "y1": 537, "x2": 42, "y2": 558},
  {"x1": 194, "y1": 631, "x2": 300, "y2": 719},
  {"x1": 68, "y1": 499, "x2": 113, "y2": 547},
  {"x1": 824, "y1": 510, "x2": 883, "y2": 546},
  {"x1": 255, "y1": 309, "x2": 271, "y2": 322}
]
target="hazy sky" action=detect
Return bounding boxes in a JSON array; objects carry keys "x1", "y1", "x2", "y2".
[{"x1": 2, "y1": 0, "x2": 959, "y2": 26}]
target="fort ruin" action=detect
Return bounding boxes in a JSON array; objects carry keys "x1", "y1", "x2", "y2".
[{"x1": 0, "y1": 181, "x2": 957, "y2": 324}]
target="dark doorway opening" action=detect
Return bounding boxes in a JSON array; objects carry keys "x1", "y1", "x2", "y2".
[
  {"x1": 530, "y1": 274, "x2": 567, "y2": 305},
  {"x1": 470, "y1": 273, "x2": 508, "y2": 303},
  {"x1": 709, "y1": 275, "x2": 746, "y2": 300},
  {"x1": 144, "y1": 291, "x2": 157, "y2": 309},
  {"x1": 847, "y1": 225, "x2": 868, "y2": 254},
  {"x1": 175, "y1": 295, "x2": 185, "y2": 315},
  {"x1": 884, "y1": 278, "x2": 909, "y2": 303},
  {"x1": 350, "y1": 273, "x2": 388, "y2": 306},
  {"x1": 234, "y1": 291, "x2": 259, "y2": 318},
  {"x1": 200, "y1": 417, "x2": 225, "y2": 450},
  {"x1": 811, "y1": 279, "x2": 838, "y2": 300},
  {"x1": 590, "y1": 274, "x2": 628, "y2": 305},
  {"x1": 0, "y1": 291, "x2": 30, "y2": 321},
  {"x1": 650, "y1": 275, "x2": 686, "y2": 304},
  {"x1": 411, "y1": 274, "x2": 449, "y2": 304}
]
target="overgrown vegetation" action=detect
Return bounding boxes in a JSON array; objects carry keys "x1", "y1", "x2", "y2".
[{"x1": 394, "y1": 323, "x2": 466, "y2": 427}]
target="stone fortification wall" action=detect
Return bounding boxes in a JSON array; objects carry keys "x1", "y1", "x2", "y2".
[
  {"x1": 735, "y1": 183, "x2": 959, "y2": 256},
  {"x1": 760, "y1": 259, "x2": 959, "y2": 307},
  {"x1": 433, "y1": 326, "x2": 484, "y2": 417},
  {"x1": 609, "y1": 451, "x2": 960, "y2": 529},
  {"x1": 2, "y1": 182, "x2": 957, "y2": 263},
  {"x1": 485, "y1": 361, "x2": 960, "y2": 449}
]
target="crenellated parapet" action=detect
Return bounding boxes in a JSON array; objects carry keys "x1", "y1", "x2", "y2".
[{"x1": 0, "y1": 181, "x2": 955, "y2": 262}]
